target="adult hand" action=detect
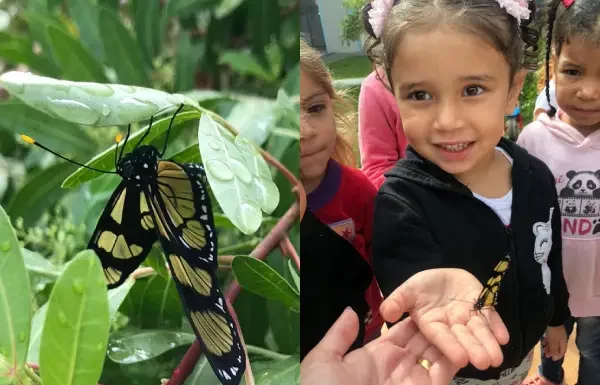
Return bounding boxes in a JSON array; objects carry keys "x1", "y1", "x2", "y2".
[
  {"x1": 301, "y1": 306, "x2": 459, "y2": 385},
  {"x1": 381, "y1": 268, "x2": 510, "y2": 371}
]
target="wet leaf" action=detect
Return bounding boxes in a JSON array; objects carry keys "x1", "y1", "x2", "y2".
[
  {"x1": 0, "y1": 205, "x2": 32, "y2": 376},
  {"x1": 39, "y1": 250, "x2": 110, "y2": 385},
  {"x1": 197, "y1": 114, "x2": 280, "y2": 235},
  {"x1": 107, "y1": 330, "x2": 194, "y2": 364},
  {"x1": 232, "y1": 256, "x2": 299, "y2": 313}
]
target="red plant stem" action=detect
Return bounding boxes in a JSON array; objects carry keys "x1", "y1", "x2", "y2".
[{"x1": 281, "y1": 236, "x2": 300, "y2": 272}]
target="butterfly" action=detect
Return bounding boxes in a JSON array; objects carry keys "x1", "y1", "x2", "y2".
[
  {"x1": 473, "y1": 254, "x2": 511, "y2": 312},
  {"x1": 20, "y1": 104, "x2": 246, "y2": 385}
]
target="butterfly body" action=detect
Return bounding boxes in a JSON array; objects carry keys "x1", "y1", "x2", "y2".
[{"x1": 116, "y1": 145, "x2": 160, "y2": 184}]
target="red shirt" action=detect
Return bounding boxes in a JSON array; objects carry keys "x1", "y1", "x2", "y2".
[{"x1": 308, "y1": 159, "x2": 384, "y2": 340}]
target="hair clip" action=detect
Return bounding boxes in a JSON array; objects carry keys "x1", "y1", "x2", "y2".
[
  {"x1": 368, "y1": 0, "x2": 394, "y2": 38},
  {"x1": 495, "y1": 0, "x2": 531, "y2": 23},
  {"x1": 562, "y1": 0, "x2": 574, "y2": 7}
]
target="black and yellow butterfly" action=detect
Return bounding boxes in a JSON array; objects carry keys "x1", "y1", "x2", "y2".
[
  {"x1": 473, "y1": 254, "x2": 511, "y2": 312},
  {"x1": 21, "y1": 105, "x2": 245, "y2": 385}
]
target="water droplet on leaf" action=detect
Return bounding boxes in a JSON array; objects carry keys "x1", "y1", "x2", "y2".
[
  {"x1": 46, "y1": 99, "x2": 101, "y2": 125},
  {"x1": 72, "y1": 279, "x2": 85, "y2": 294},
  {"x1": 205, "y1": 160, "x2": 234, "y2": 181},
  {"x1": 209, "y1": 141, "x2": 221, "y2": 150},
  {"x1": 229, "y1": 158, "x2": 252, "y2": 184},
  {"x1": 58, "y1": 311, "x2": 68, "y2": 326},
  {"x1": 236, "y1": 202, "x2": 262, "y2": 234},
  {"x1": 101, "y1": 104, "x2": 111, "y2": 116},
  {"x1": 0, "y1": 241, "x2": 10, "y2": 252},
  {"x1": 19, "y1": 332, "x2": 26, "y2": 342}
]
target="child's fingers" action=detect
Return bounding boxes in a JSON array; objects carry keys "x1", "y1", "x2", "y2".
[
  {"x1": 484, "y1": 310, "x2": 509, "y2": 346},
  {"x1": 419, "y1": 323, "x2": 469, "y2": 368},
  {"x1": 449, "y1": 324, "x2": 490, "y2": 370},
  {"x1": 466, "y1": 316, "x2": 504, "y2": 368}
]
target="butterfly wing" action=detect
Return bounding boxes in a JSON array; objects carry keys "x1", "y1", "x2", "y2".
[
  {"x1": 474, "y1": 255, "x2": 511, "y2": 310},
  {"x1": 88, "y1": 181, "x2": 158, "y2": 289},
  {"x1": 145, "y1": 161, "x2": 245, "y2": 385}
]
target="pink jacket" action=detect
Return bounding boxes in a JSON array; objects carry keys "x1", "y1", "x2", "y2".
[
  {"x1": 517, "y1": 111, "x2": 600, "y2": 317},
  {"x1": 358, "y1": 70, "x2": 408, "y2": 190}
]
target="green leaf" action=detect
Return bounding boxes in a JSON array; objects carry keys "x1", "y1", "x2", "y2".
[
  {"x1": 132, "y1": 0, "x2": 161, "y2": 67},
  {"x1": 247, "y1": 0, "x2": 279, "y2": 60},
  {"x1": 120, "y1": 275, "x2": 183, "y2": 330},
  {"x1": 174, "y1": 32, "x2": 205, "y2": 92},
  {"x1": 266, "y1": 237, "x2": 299, "y2": 354},
  {"x1": 0, "y1": 101, "x2": 96, "y2": 155},
  {"x1": 28, "y1": 278, "x2": 132, "y2": 365},
  {"x1": 98, "y1": 6, "x2": 150, "y2": 86},
  {"x1": 253, "y1": 356, "x2": 299, "y2": 385},
  {"x1": 165, "y1": 0, "x2": 220, "y2": 17},
  {"x1": 145, "y1": 247, "x2": 169, "y2": 280},
  {"x1": 170, "y1": 143, "x2": 202, "y2": 164},
  {"x1": 197, "y1": 114, "x2": 280, "y2": 235},
  {"x1": 271, "y1": 140, "x2": 298, "y2": 217},
  {"x1": 26, "y1": 302, "x2": 48, "y2": 365},
  {"x1": 39, "y1": 250, "x2": 110, "y2": 385},
  {"x1": 24, "y1": 12, "x2": 68, "y2": 72},
  {"x1": 282, "y1": 63, "x2": 299, "y2": 96},
  {"x1": 6, "y1": 162, "x2": 77, "y2": 228},
  {"x1": 214, "y1": 0, "x2": 245, "y2": 19},
  {"x1": 107, "y1": 277, "x2": 135, "y2": 322},
  {"x1": 232, "y1": 289, "x2": 269, "y2": 348},
  {"x1": 0, "y1": 72, "x2": 200, "y2": 127},
  {"x1": 288, "y1": 260, "x2": 299, "y2": 292},
  {"x1": 107, "y1": 330, "x2": 194, "y2": 364},
  {"x1": 61, "y1": 111, "x2": 200, "y2": 188},
  {"x1": 232, "y1": 256, "x2": 299, "y2": 312},
  {"x1": 0, "y1": 205, "x2": 32, "y2": 374},
  {"x1": 22, "y1": 248, "x2": 62, "y2": 279},
  {"x1": 67, "y1": 0, "x2": 105, "y2": 62},
  {"x1": 46, "y1": 24, "x2": 108, "y2": 82},
  {"x1": 184, "y1": 355, "x2": 299, "y2": 385},
  {"x1": 0, "y1": 32, "x2": 57, "y2": 77},
  {"x1": 219, "y1": 51, "x2": 275, "y2": 82}
]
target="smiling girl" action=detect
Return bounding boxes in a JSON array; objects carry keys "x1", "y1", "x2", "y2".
[
  {"x1": 367, "y1": 0, "x2": 571, "y2": 384},
  {"x1": 300, "y1": 39, "x2": 384, "y2": 345}
]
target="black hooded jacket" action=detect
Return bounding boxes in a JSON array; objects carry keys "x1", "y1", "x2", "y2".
[{"x1": 372, "y1": 138, "x2": 570, "y2": 380}]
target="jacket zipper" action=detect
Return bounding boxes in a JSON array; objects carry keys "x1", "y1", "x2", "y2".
[{"x1": 505, "y1": 224, "x2": 524, "y2": 361}]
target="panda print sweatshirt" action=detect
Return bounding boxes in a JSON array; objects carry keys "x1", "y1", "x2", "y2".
[
  {"x1": 372, "y1": 138, "x2": 570, "y2": 380},
  {"x1": 518, "y1": 111, "x2": 600, "y2": 317}
]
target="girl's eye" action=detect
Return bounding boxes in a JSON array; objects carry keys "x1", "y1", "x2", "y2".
[
  {"x1": 564, "y1": 69, "x2": 581, "y2": 77},
  {"x1": 307, "y1": 104, "x2": 326, "y2": 114},
  {"x1": 463, "y1": 85, "x2": 484, "y2": 97},
  {"x1": 409, "y1": 91, "x2": 432, "y2": 101}
]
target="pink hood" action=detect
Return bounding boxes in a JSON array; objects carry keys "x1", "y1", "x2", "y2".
[{"x1": 517, "y1": 112, "x2": 600, "y2": 317}]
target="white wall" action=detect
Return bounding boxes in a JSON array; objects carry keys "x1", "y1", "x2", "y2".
[{"x1": 316, "y1": 0, "x2": 362, "y2": 54}]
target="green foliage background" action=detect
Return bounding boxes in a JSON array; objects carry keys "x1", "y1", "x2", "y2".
[{"x1": 0, "y1": 1, "x2": 300, "y2": 384}]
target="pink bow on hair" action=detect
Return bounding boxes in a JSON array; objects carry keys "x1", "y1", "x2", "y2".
[
  {"x1": 368, "y1": 0, "x2": 394, "y2": 39},
  {"x1": 495, "y1": 0, "x2": 531, "y2": 22}
]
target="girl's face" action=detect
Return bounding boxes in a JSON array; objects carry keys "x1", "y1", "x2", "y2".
[
  {"x1": 554, "y1": 37, "x2": 600, "y2": 135},
  {"x1": 390, "y1": 26, "x2": 522, "y2": 179},
  {"x1": 300, "y1": 69, "x2": 337, "y2": 191}
]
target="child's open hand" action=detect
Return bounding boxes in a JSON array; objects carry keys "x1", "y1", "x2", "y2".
[
  {"x1": 380, "y1": 268, "x2": 510, "y2": 371},
  {"x1": 542, "y1": 325, "x2": 567, "y2": 361}
]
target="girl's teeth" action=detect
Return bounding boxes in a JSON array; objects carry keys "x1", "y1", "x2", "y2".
[{"x1": 441, "y1": 143, "x2": 469, "y2": 152}]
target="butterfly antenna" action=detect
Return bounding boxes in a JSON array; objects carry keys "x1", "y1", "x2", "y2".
[
  {"x1": 134, "y1": 115, "x2": 153, "y2": 150},
  {"x1": 114, "y1": 133, "x2": 122, "y2": 169},
  {"x1": 161, "y1": 104, "x2": 184, "y2": 157},
  {"x1": 20, "y1": 135, "x2": 117, "y2": 174},
  {"x1": 118, "y1": 123, "x2": 132, "y2": 163}
]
